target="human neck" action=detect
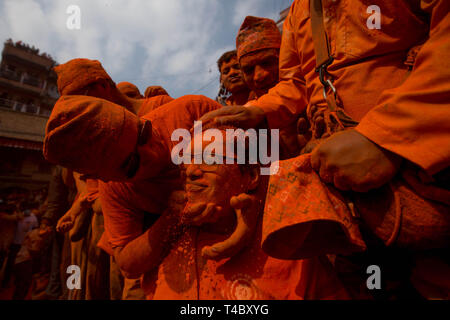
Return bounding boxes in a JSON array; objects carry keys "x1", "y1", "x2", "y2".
[
  {"x1": 201, "y1": 208, "x2": 236, "y2": 235},
  {"x1": 228, "y1": 90, "x2": 251, "y2": 105}
]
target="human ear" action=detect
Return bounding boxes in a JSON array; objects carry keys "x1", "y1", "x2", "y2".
[{"x1": 247, "y1": 166, "x2": 260, "y2": 192}]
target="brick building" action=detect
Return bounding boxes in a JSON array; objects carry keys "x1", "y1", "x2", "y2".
[{"x1": 0, "y1": 39, "x2": 59, "y2": 191}]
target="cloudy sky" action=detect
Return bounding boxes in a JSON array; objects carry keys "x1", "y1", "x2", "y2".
[{"x1": 0, "y1": 0, "x2": 293, "y2": 99}]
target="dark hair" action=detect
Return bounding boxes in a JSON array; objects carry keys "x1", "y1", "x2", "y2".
[{"x1": 217, "y1": 50, "x2": 237, "y2": 72}]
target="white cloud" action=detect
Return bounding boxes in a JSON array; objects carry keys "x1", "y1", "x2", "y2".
[
  {"x1": 0, "y1": 0, "x2": 279, "y2": 99},
  {"x1": 232, "y1": 0, "x2": 278, "y2": 27}
]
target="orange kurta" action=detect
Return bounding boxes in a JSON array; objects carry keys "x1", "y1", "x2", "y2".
[
  {"x1": 248, "y1": 1, "x2": 450, "y2": 298},
  {"x1": 248, "y1": 0, "x2": 450, "y2": 175},
  {"x1": 141, "y1": 218, "x2": 350, "y2": 300}
]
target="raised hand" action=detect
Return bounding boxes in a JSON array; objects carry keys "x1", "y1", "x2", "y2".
[
  {"x1": 56, "y1": 213, "x2": 74, "y2": 233},
  {"x1": 201, "y1": 193, "x2": 259, "y2": 260},
  {"x1": 198, "y1": 105, "x2": 266, "y2": 129}
]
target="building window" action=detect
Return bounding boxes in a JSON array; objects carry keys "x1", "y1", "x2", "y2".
[{"x1": 39, "y1": 107, "x2": 51, "y2": 117}]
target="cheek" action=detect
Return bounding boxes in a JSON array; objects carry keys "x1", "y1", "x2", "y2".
[
  {"x1": 268, "y1": 65, "x2": 279, "y2": 80},
  {"x1": 206, "y1": 170, "x2": 245, "y2": 204},
  {"x1": 243, "y1": 73, "x2": 256, "y2": 87}
]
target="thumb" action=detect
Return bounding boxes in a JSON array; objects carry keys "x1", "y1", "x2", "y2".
[
  {"x1": 202, "y1": 194, "x2": 258, "y2": 260},
  {"x1": 230, "y1": 193, "x2": 253, "y2": 210},
  {"x1": 215, "y1": 114, "x2": 244, "y2": 127}
]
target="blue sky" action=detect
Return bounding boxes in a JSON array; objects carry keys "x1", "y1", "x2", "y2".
[{"x1": 0, "y1": 0, "x2": 293, "y2": 99}]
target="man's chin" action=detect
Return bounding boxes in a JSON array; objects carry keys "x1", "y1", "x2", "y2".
[
  {"x1": 182, "y1": 200, "x2": 221, "y2": 226},
  {"x1": 228, "y1": 84, "x2": 246, "y2": 93}
]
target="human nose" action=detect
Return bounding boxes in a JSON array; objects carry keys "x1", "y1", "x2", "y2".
[
  {"x1": 254, "y1": 65, "x2": 269, "y2": 84},
  {"x1": 186, "y1": 164, "x2": 203, "y2": 181},
  {"x1": 230, "y1": 68, "x2": 240, "y2": 77}
]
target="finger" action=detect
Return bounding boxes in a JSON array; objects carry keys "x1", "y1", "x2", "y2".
[
  {"x1": 314, "y1": 116, "x2": 325, "y2": 138},
  {"x1": 214, "y1": 114, "x2": 243, "y2": 127},
  {"x1": 308, "y1": 104, "x2": 318, "y2": 119},
  {"x1": 199, "y1": 106, "x2": 239, "y2": 123},
  {"x1": 198, "y1": 109, "x2": 223, "y2": 123},
  {"x1": 230, "y1": 194, "x2": 252, "y2": 210},
  {"x1": 190, "y1": 203, "x2": 220, "y2": 226},
  {"x1": 297, "y1": 117, "x2": 309, "y2": 134},
  {"x1": 58, "y1": 223, "x2": 67, "y2": 233},
  {"x1": 201, "y1": 207, "x2": 251, "y2": 260},
  {"x1": 202, "y1": 195, "x2": 259, "y2": 260}
]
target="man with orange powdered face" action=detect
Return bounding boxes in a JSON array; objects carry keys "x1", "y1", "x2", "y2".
[
  {"x1": 136, "y1": 125, "x2": 350, "y2": 299},
  {"x1": 217, "y1": 50, "x2": 253, "y2": 106}
]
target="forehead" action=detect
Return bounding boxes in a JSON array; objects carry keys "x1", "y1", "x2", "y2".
[
  {"x1": 220, "y1": 56, "x2": 239, "y2": 71},
  {"x1": 239, "y1": 48, "x2": 279, "y2": 67},
  {"x1": 187, "y1": 129, "x2": 243, "y2": 160}
]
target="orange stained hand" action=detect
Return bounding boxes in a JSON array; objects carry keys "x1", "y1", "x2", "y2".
[{"x1": 311, "y1": 129, "x2": 402, "y2": 192}]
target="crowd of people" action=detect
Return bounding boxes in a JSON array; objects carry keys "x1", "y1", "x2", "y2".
[
  {"x1": 1, "y1": 0, "x2": 449, "y2": 300},
  {"x1": 0, "y1": 187, "x2": 50, "y2": 299}
]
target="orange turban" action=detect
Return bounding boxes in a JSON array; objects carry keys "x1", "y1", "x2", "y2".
[
  {"x1": 144, "y1": 85, "x2": 169, "y2": 99},
  {"x1": 117, "y1": 81, "x2": 143, "y2": 99},
  {"x1": 44, "y1": 95, "x2": 142, "y2": 181},
  {"x1": 54, "y1": 58, "x2": 113, "y2": 96},
  {"x1": 236, "y1": 16, "x2": 281, "y2": 61}
]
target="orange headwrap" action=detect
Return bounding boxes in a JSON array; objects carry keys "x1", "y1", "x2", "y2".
[
  {"x1": 117, "y1": 81, "x2": 143, "y2": 99},
  {"x1": 44, "y1": 95, "x2": 141, "y2": 181},
  {"x1": 236, "y1": 16, "x2": 281, "y2": 61},
  {"x1": 144, "y1": 85, "x2": 169, "y2": 99},
  {"x1": 54, "y1": 58, "x2": 113, "y2": 96}
]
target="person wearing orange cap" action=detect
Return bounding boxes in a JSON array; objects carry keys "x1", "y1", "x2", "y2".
[
  {"x1": 117, "y1": 81, "x2": 143, "y2": 99},
  {"x1": 43, "y1": 87, "x2": 224, "y2": 298},
  {"x1": 52, "y1": 59, "x2": 151, "y2": 299},
  {"x1": 144, "y1": 85, "x2": 169, "y2": 99},
  {"x1": 199, "y1": 1, "x2": 450, "y2": 299},
  {"x1": 54, "y1": 59, "x2": 172, "y2": 116},
  {"x1": 236, "y1": 16, "x2": 281, "y2": 99},
  {"x1": 216, "y1": 50, "x2": 252, "y2": 106},
  {"x1": 236, "y1": 16, "x2": 301, "y2": 158}
]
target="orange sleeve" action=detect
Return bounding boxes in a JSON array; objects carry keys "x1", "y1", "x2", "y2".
[
  {"x1": 355, "y1": 0, "x2": 450, "y2": 175},
  {"x1": 99, "y1": 181, "x2": 145, "y2": 249},
  {"x1": 247, "y1": 1, "x2": 308, "y2": 129},
  {"x1": 85, "y1": 179, "x2": 99, "y2": 203}
]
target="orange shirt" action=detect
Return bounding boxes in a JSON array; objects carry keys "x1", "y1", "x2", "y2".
[
  {"x1": 248, "y1": 0, "x2": 450, "y2": 175},
  {"x1": 141, "y1": 219, "x2": 350, "y2": 300}
]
